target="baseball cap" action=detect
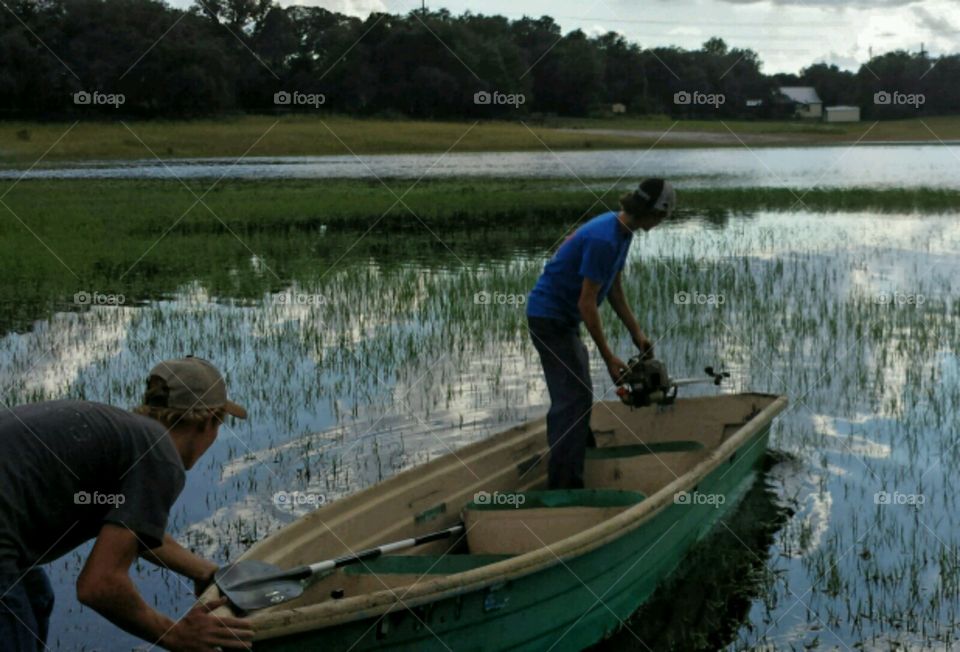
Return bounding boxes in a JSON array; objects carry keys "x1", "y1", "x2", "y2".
[
  {"x1": 143, "y1": 356, "x2": 247, "y2": 418},
  {"x1": 633, "y1": 179, "x2": 676, "y2": 218}
]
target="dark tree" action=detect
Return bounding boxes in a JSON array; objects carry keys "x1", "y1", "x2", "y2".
[{"x1": 0, "y1": 1, "x2": 956, "y2": 121}]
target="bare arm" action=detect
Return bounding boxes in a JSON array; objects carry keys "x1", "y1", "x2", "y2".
[
  {"x1": 607, "y1": 272, "x2": 654, "y2": 357},
  {"x1": 578, "y1": 278, "x2": 627, "y2": 383},
  {"x1": 141, "y1": 534, "x2": 218, "y2": 596},
  {"x1": 77, "y1": 524, "x2": 254, "y2": 651}
]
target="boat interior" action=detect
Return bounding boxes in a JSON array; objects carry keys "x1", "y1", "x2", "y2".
[{"x1": 233, "y1": 394, "x2": 778, "y2": 612}]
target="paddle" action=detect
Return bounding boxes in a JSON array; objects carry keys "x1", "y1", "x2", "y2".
[{"x1": 214, "y1": 524, "x2": 465, "y2": 611}]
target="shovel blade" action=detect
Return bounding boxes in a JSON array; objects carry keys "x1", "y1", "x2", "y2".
[{"x1": 215, "y1": 560, "x2": 306, "y2": 612}]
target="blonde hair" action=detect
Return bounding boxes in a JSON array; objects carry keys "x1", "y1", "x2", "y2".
[{"x1": 135, "y1": 374, "x2": 224, "y2": 429}]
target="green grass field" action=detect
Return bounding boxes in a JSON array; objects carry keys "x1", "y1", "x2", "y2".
[
  {"x1": 3, "y1": 114, "x2": 960, "y2": 165},
  {"x1": 5, "y1": 178, "x2": 957, "y2": 238},
  {"x1": 551, "y1": 115, "x2": 960, "y2": 138}
]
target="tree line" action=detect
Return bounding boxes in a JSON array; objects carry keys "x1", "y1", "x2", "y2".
[{"x1": 0, "y1": 0, "x2": 955, "y2": 120}]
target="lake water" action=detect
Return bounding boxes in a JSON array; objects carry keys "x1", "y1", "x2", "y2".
[
  {"x1": 3, "y1": 144, "x2": 960, "y2": 188},
  {"x1": 2, "y1": 209, "x2": 959, "y2": 649}
]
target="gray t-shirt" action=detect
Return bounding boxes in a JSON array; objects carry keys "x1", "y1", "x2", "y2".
[{"x1": 0, "y1": 400, "x2": 186, "y2": 573}]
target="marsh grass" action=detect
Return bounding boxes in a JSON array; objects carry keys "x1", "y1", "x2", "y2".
[
  {"x1": 3, "y1": 178, "x2": 958, "y2": 332},
  {"x1": 3, "y1": 203, "x2": 960, "y2": 648}
]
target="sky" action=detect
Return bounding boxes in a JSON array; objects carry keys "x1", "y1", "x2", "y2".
[{"x1": 168, "y1": 0, "x2": 960, "y2": 74}]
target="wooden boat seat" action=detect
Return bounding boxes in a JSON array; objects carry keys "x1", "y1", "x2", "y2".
[
  {"x1": 584, "y1": 440, "x2": 711, "y2": 496},
  {"x1": 296, "y1": 555, "x2": 516, "y2": 604},
  {"x1": 463, "y1": 489, "x2": 645, "y2": 555}
]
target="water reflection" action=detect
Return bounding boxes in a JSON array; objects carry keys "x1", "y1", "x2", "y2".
[
  {"x1": 2, "y1": 208, "x2": 959, "y2": 649},
  {"x1": 4, "y1": 146, "x2": 960, "y2": 189},
  {"x1": 593, "y1": 453, "x2": 794, "y2": 652}
]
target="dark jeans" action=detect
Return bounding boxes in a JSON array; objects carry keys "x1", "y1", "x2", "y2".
[
  {"x1": 528, "y1": 316, "x2": 595, "y2": 489},
  {"x1": 0, "y1": 568, "x2": 54, "y2": 652}
]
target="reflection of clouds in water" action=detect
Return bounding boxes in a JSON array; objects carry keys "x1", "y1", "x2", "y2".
[
  {"x1": 219, "y1": 340, "x2": 542, "y2": 526},
  {"x1": 812, "y1": 413, "x2": 891, "y2": 459},
  {"x1": 185, "y1": 496, "x2": 286, "y2": 560},
  {"x1": 243, "y1": 323, "x2": 531, "y2": 493},
  {"x1": 253, "y1": 269, "x2": 424, "y2": 347},
  {"x1": 0, "y1": 307, "x2": 136, "y2": 398},
  {"x1": 643, "y1": 212, "x2": 960, "y2": 272},
  {"x1": 770, "y1": 456, "x2": 832, "y2": 557}
]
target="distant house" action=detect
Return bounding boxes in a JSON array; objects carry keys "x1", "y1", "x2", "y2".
[
  {"x1": 612, "y1": 103, "x2": 627, "y2": 114},
  {"x1": 778, "y1": 86, "x2": 822, "y2": 119},
  {"x1": 824, "y1": 105, "x2": 860, "y2": 123}
]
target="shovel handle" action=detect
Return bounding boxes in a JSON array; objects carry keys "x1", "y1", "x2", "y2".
[{"x1": 310, "y1": 524, "x2": 465, "y2": 574}]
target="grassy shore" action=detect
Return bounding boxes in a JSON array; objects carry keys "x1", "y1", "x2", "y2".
[
  {"x1": 552, "y1": 115, "x2": 960, "y2": 139},
  {"x1": 2, "y1": 114, "x2": 960, "y2": 165}
]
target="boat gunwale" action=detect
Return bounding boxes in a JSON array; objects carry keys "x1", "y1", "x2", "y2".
[{"x1": 242, "y1": 393, "x2": 788, "y2": 639}]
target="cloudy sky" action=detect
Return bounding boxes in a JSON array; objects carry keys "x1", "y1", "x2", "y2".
[{"x1": 169, "y1": 0, "x2": 959, "y2": 74}]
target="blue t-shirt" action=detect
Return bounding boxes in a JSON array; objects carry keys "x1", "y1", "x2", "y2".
[{"x1": 527, "y1": 211, "x2": 633, "y2": 325}]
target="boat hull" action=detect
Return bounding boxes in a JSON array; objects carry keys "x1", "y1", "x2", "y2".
[{"x1": 256, "y1": 420, "x2": 774, "y2": 652}]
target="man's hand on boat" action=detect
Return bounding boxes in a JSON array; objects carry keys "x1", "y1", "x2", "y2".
[
  {"x1": 76, "y1": 524, "x2": 255, "y2": 651},
  {"x1": 163, "y1": 597, "x2": 256, "y2": 651}
]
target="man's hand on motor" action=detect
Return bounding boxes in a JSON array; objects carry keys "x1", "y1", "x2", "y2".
[
  {"x1": 633, "y1": 333, "x2": 654, "y2": 359},
  {"x1": 605, "y1": 355, "x2": 629, "y2": 384}
]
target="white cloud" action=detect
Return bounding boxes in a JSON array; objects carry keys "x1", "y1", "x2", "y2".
[
  {"x1": 162, "y1": 0, "x2": 955, "y2": 73},
  {"x1": 276, "y1": 0, "x2": 388, "y2": 14},
  {"x1": 583, "y1": 23, "x2": 612, "y2": 38},
  {"x1": 718, "y1": 0, "x2": 921, "y2": 6}
]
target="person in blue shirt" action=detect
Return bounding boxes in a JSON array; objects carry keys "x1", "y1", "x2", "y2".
[{"x1": 527, "y1": 178, "x2": 676, "y2": 489}]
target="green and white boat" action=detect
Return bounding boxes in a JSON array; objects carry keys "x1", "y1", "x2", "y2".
[{"x1": 209, "y1": 393, "x2": 787, "y2": 651}]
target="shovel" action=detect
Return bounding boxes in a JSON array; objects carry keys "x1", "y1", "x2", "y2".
[{"x1": 214, "y1": 524, "x2": 464, "y2": 611}]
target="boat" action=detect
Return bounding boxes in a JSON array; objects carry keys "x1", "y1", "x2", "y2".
[{"x1": 208, "y1": 393, "x2": 788, "y2": 651}]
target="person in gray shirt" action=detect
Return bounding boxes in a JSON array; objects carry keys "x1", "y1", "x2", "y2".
[{"x1": 0, "y1": 356, "x2": 254, "y2": 651}]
